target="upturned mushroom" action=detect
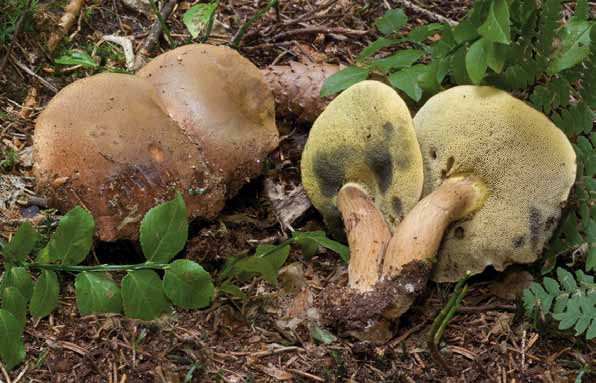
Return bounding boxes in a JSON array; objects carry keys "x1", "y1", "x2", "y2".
[
  {"x1": 404, "y1": 85, "x2": 577, "y2": 282},
  {"x1": 137, "y1": 44, "x2": 278, "y2": 198},
  {"x1": 34, "y1": 45, "x2": 278, "y2": 241},
  {"x1": 300, "y1": 80, "x2": 425, "y2": 337}
]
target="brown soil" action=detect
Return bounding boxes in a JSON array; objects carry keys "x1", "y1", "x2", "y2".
[{"x1": 1, "y1": 0, "x2": 594, "y2": 382}]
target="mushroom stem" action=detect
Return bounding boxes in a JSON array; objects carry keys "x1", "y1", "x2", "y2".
[
  {"x1": 382, "y1": 174, "x2": 488, "y2": 278},
  {"x1": 337, "y1": 183, "x2": 392, "y2": 292}
]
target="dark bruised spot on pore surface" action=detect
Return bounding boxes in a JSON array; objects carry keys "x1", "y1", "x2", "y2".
[
  {"x1": 392, "y1": 196, "x2": 403, "y2": 218},
  {"x1": 313, "y1": 148, "x2": 347, "y2": 198},
  {"x1": 512, "y1": 235, "x2": 526, "y2": 248},
  {"x1": 383, "y1": 122, "x2": 395, "y2": 139},
  {"x1": 366, "y1": 143, "x2": 393, "y2": 193},
  {"x1": 529, "y1": 207, "x2": 542, "y2": 251}
]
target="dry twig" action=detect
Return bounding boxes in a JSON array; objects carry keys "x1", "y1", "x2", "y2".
[{"x1": 47, "y1": 0, "x2": 86, "y2": 53}]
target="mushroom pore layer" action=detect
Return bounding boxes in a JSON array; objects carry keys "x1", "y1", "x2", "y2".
[{"x1": 414, "y1": 86, "x2": 576, "y2": 282}]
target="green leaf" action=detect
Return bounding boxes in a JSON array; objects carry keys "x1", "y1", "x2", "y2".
[
  {"x1": 2, "y1": 221, "x2": 39, "y2": 264},
  {"x1": 375, "y1": 8, "x2": 407, "y2": 35},
  {"x1": 388, "y1": 65, "x2": 425, "y2": 101},
  {"x1": 557, "y1": 267, "x2": 578, "y2": 291},
  {"x1": 356, "y1": 37, "x2": 401, "y2": 61},
  {"x1": 320, "y1": 66, "x2": 369, "y2": 97},
  {"x1": 465, "y1": 38, "x2": 489, "y2": 84},
  {"x1": 121, "y1": 270, "x2": 169, "y2": 320},
  {"x1": 75, "y1": 272, "x2": 122, "y2": 315},
  {"x1": 218, "y1": 281, "x2": 247, "y2": 300},
  {"x1": 47, "y1": 206, "x2": 95, "y2": 265},
  {"x1": 292, "y1": 231, "x2": 349, "y2": 263},
  {"x1": 547, "y1": 20, "x2": 592, "y2": 74},
  {"x1": 257, "y1": 244, "x2": 290, "y2": 272},
  {"x1": 4, "y1": 267, "x2": 33, "y2": 301},
  {"x1": 486, "y1": 41, "x2": 506, "y2": 73},
  {"x1": 370, "y1": 49, "x2": 423, "y2": 73},
  {"x1": 294, "y1": 236, "x2": 319, "y2": 258},
  {"x1": 140, "y1": 192, "x2": 188, "y2": 263},
  {"x1": 233, "y1": 256, "x2": 278, "y2": 285},
  {"x1": 310, "y1": 325, "x2": 337, "y2": 344},
  {"x1": 451, "y1": 46, "x2": 471, "y2": 84},
  {"x1": 163, "y1": 260, "x2": 214, "y2": 309},
  {"x1": 29, "y1": 270, "x2": 60, "y2": 318},
  {"x1": 453, "y1": 18, "x2": 480, "y2": 44},
  {"x1": 477, "y1": 0, "x2": 511, "y2": 44},
  {"x1": 406, "y1": 23, "x2": 444, "y2": 42},
  {"x1": 0, "y1": 309, "x2": 25, "y2": 371},
  {"x1": 586, "y1": 246, "x2": 596, "y2": 272},
  {"x1": 183, "y1": 1, "x2": 218, "y2": 39},
  {"x1": 55, "y1": 51, "x2": 98, "y2": 68},
  {"x1": 1, "y1": 287, "x2": 27, "y2": 330}
]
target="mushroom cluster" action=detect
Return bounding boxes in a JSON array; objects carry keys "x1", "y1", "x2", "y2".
[
  {"x1": 301, "y1": 83, "x2": 576, "y2": 339},
  {"x1": 34, "y1": 44, "x2": 279, "y2": 241}
]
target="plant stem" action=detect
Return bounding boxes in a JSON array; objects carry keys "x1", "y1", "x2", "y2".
[
  {"x1": 230, "y1": 0, "x2": 278, "y2": 48},
  {"x1": 199, "y1": 1, "x2": 218, "y2": 43},
  {"x1": 147, "y1": 0, "x2": 174, "y2": 47},
  {"x1": 28, "y1": 262, "x2": 170, "y2": 273}
]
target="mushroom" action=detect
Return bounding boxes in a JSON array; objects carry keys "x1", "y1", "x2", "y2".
[
  {"x1": 34, "y1": 45, "x2": 278, "y2": 241},
  {"x1": 402, "y1": 85, "x2": 577, "y2": 283},
  {"x1": 137, "y1": 44, "x2": 278, "y2": 198},
  {"x1": 300, "y1": 80, "x2": 424, "y2": 337}
]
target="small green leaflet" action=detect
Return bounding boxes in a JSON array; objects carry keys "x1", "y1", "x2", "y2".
[
  {"x1": 375, "y1": 8, "x2": 407, "y2": 35},
  {"x1": 465, "y1": 38, "x2": 489, "y2": 84},
  {"x1": 310, "y1": 325, "x2": 337, "y2": 344},
  {"x1": 121, "y1": 270, "x2": 169, "y2": 320},
  {"x1": 163, "y1": 260, "x2": 214, "y2": 309},
  {"x1": 2, "y1": 221, "x2": 39, "y2": 264},
  {"x1": 47, "y1": 206, "x2": 95, "y2": 265},
  {"x1": 1, "y1": 287, "x2": 27, "y2": 330},
  {"x1": 486, "y1": 41, "x2": 506, "y2": 73},
  {"x1": 29, "y1": 270, "x2": 60, "y2": 318},
  {"x1": 0, "y1": 309, "x2": 26, "y2": 371},
  {"x1": 406, "y1": 23, "x2": 444, "y2": 43},
  {"x1": 55, "y1": 51, "x2": 98, "y2": 68},
  {"x1": 291, "y1": 231, "x2": 349, "y2": 263},
  {"x1": 477, "y1": 0, "x2": 511, "y2": 44},
  {"x1": 140, "y1": 192, "x2": 188, "y2": 263},
  {"x1": 183, "y1": 1, "x2": 218, "y2": 39},
  {"x1": 218, "y1": 281, "x2": 247, "y2": 300},
  {"x1": 388, "y1": 65, "x2": 425, "y2": 102},
  {"x1": 320, "y1": 66, "x2": 369, "y2": 97},
  {"x1": 256, "y1": 244, "x2": 290, "y2": 272},
  {"x1": 75, "y1": 272, "x2": 122, "y2": 315},
  {"x1": 547, "y1": 20, "x2": 593, "y2": 75},
  {"x1": 356, "y1": 37, "x2": 401, "y2": 61},
  {"x1": 370, "y1": 50, "x2": 424, "y2": 73},
  {"x1": 233, "y1": 254, "x2": 279, "y2": 285},
  {"x1": 4, "y1": 267, "x2": 33, "y2": 301}
]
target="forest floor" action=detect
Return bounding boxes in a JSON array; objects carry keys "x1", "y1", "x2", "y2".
[{"x1": 0, "y1": 0, "x2": 594, "y2": 382}]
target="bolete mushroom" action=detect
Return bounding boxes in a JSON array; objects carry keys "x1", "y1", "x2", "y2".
[
  {"x1": 403, "y1": 85, "x2": 577, "y2": 283},
  {"x1": 137, "y1": 44, "x2": 278, "y2": 198},
  {"x1": 300, "y1": 80, "x2": 424, "y2": 337},
  {"x1": 34, "y1": 45, "x2": 278, "y2": 241}
]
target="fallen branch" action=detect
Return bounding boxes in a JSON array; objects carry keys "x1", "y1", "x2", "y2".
[
  {"x1": 47, "y1": 0, "x2": 86, "y2": 54},
  {"x1": 132, "y1": 0, "x2": 178, "y2": 70},
  {"x1": 272, "y1": 26, "x2": 368, "y2": 41},
  {"x1": 102, "y1": 35, "x2": 135, "y2": 71},
  {"x1": 395, "y1": 0, "x2": 458, "y2": 26}
]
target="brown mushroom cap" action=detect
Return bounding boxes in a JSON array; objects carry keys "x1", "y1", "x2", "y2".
[
  {"x1": 413, "y1": 86, "x2": 577, "y2": 282},
  {"x1": 33, "y1": 73, "x2": 225, "y2": 241},
  {"x1": 137, "y1": 44, "x2": 279, "y2": 197}
]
